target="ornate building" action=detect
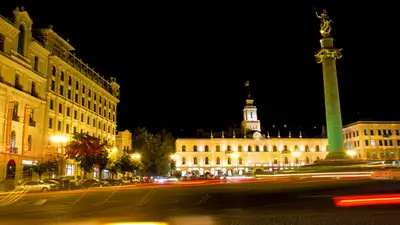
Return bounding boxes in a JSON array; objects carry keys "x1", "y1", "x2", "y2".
[
  {"x1": 0, "y1": 8, "x2": 49, "y2": 182},
  {"x1": 175, "y1": 84, "x2": 329, "y2": 177},
  {"x1": 1, "y1": 7, "x2": 121, "y2": 182}
]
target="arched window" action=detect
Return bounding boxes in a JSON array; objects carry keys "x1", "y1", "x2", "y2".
[
  {"x1": 255, "y1": 145, "x2": 260, "y2": 152},
  {"x1": 283, "y1": 145, "x2": 288, "y2": 152},
  {"x1": 316, "y1": 157, "x2": 320, "y2": 161},
  {"x1": 193, "y1": 157, "x2": 197, "y2": 165},
  {"x1": 227, "y1": 157, "x2": 231, "y2": 165},
  {"x1": 227, "y1": 145, "x2": 232, "y2": 152},
  {"x1": 248, "y1": 146, "x2": 252, "y2": 152},
  {"x1": 294, "y1": 145, "x2": 299, "y2": 152},
  {"x1": 28, "y1": 135, "x2": 32, "y2": 151},
  {"x1": 273, "y1": 145, "x2": 277, "y2": 152},
  {"x1": 263, "y1": 145, "x2": 267, "y2": 152},
  {"x1": 52, "y1": 66, "x2": 56, "y2": 76},
  {"x1": 315, "y1": 145, "x2": 320, "y2": 152},
  {"x1": 295, "y1": 157, "x2": 299, "y2": 164},
  {"x1": 239, "y1": 157, "x2": 243, "y2": 165},
  {"x1": 205, "y1": 157, "x2": 209, "y2": 165},
  {"x1": 181, "y1": 145, "x2": 186, "y2": 152},
  {"x1": 284, "y1": 157, "x2": 289, "y2": 165},
  {"x1": 205, "y1": 145, "x2": 209, "y2": 152},
  {"x1": 238, "y1": 145, "x2": 243, "y2": 152},
  {"x1": 273, "y1": 158, "x2": 278, "y2": 164},
  {"x1": 11, "y1": 131, "x2": 16, "y2": 153},
  {"x1": 305, "y1": 145, "x2": 310, "y2": 152},
  {"x1": 216, "y1": 145, "x2": 221, "y2": 152},
  {"x1": 193, "y1": 145, "x2": 198, "y2": 152},
  {"x1": 305, "y1": 156, "x2": 310, "y2": 164},
  {"x1": 182, "y1": 157, "x2": 186, "y2": 165},
  {"x1": 18, "y1": 25, "x2": 25, "y2": 55},
  {"x1": 216, "y1": 157, "x2": 220, "y2": 165}
]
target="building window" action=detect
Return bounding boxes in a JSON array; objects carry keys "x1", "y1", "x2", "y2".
[
  {"x1": 365, "y1": 140, "x2": 369, "y2": 146},
  {"x1": 17, "y1": 25, "x2": 25, "y2": 55},
  {"x1": 51, "y1": 80, "x2": 55, "y2": 91},
  {"x1": 0, "y1": 33, "x2": 4, "y2": 52},
  {"x1": 66, "y1": 164, "x2": 74, "y2": 176},
  {"x1": 49, "y1": 118, "x2": 53, "y2": 129},
  {"x1": 238, "y1": 145, "x2": 243, "y2": 152},
  {"x1": 68, "y1": 76, "x2": 72, "y2": 86},
  {"x1": 60, "y1": 71, "x2": 64, "y2": 81},
  {"x1": 66, "y1": 124, "x2": 70, "y2": 133},
  {"x1": 315, "y1": 145, "x2": 320, "y2": 152},
  {"x1": 216, "y1": 145, "x2": 221, "y2": 152},
  {"x1": 34, "y1": 56, "x2": 39, "y2": 71},
  {"x1": 11, "y1": 130, "x2": 16, "y2": 153},
  {"x1": 182, "y1": 157, "x2": 186, "y2": 165},
  {"x1": 205, "y1": 157, "x2": 209, "y2": 165},
  {"x1": 284, "y1": 157, "x2": 289, "y2": 165},
  {"x1": 181, "y1": 145, "x2": 186, "y2": 152},
  {"x1": 193, "y1": 157, "x2": 197, "y2": 165},
  {"x1": 50, "y1": 100, "x2": 54, "y2": 110},
  {"x1": 27, "y1": 135, "x2": 32, "y2": 151},
  {"x1": 68, "y1": 89, "x2": 71, "y2": 99},
  {"x1": 75, "y1": 94, "x2": 78, "y2": 103},
  {"x1": 66, "y1": 107, "x2": 70, "y2": 117},
  {"x1": 82, "y1": 85, "x2": 85, "y2": 94},
  {"x1": 216, "y1": 157, "x2": 220, "y2": 165},
  {"x1": 193, "y1": 145, "x2": 197, "y2": 152},
  {"x1": 239, "y1": 157, "x2": 243, "y2": 165},
  {"x1": 74, "y1": 110, "x2": 77, "y2": 119},
  {"x1": 255, "y1": 145, "x2": 260, "y2": 152},
  {"x1": 204, "y1": 145, "x2": 209, "y2": 152},
  {"x1": 60, "y1": 85, "x2": 64, "y2": 95},
  {"x1": 227, "y1": 157, "x2": 231, "y2": 165},
  {"x1": 58, "y1": 104, "x2": 62, "y2": 113},
  {"x1": 52, "y1": 66, "x2": 56, "y2": 76},
  {"x1": 305, "y1": 145, "x2": 309, "y2": 152},
  {"x1": 57, "y1": 121, "x2": 62, "y2": 131},
  {"x1": 227, "y1": 145, "x2": 232, "y2": 152},
  {"x1": 75, "y1": 81, "x2": 79, "y2": 90}
]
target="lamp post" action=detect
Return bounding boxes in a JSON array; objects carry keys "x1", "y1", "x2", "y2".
[
  {"x1": 131, "y1": 153, "x2": 141, "y2": 176},
  {"x1": 50, "y1": 135, "x2": 68, "y2": 177}
]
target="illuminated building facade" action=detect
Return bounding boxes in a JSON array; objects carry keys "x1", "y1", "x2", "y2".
[
  {"x1": 175, "y1": 89, "x2": 329, "y2": 176},
  {"x1": 37, "y1": 28, "x2": 120, "y2": 177},
  {"x1": 116, "y1": 130, "x2": 132, "y2": 157},
  {"x1": 0, "y1": 8, "x2": 49, "y2": 182},
  {"x1": 343, "y1": 121, "x2": 400, "y2": 160}
]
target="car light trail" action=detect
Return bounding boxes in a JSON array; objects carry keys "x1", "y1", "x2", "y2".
[{"x1": 333, "y1": 194, "x2": 400, "y2": 207}]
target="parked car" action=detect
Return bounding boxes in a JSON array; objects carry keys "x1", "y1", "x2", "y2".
[
  {"x1": 81, "y1": 179, "x2": 110, "y2": 188},
  {"x1": 15, "y1": 181, "x2": 52, "y2": 192}
]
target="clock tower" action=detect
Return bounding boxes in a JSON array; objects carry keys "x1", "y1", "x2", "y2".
[{"x1": 241, "y1": 81, "x2": 261, "y2": 134}]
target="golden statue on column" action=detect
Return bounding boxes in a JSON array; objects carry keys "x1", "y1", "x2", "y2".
[{"x1": 316, "y1": 9, "x2": 333, "y2": 37}]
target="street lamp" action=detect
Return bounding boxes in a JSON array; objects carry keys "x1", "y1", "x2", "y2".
[
  {"x1": 131, "y1": 153, "x2": 141, "y2": 160},
  {"x1": 49, "y1": 135, "x2": 68, "y2": 177},
  {"x1": 346, "y1": 150, "x2": 356, "y2": 159}
]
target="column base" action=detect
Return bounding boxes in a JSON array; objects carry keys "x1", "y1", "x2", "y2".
[{"x1": 325, "y1": 151, "x2": 349, "y2": 160}]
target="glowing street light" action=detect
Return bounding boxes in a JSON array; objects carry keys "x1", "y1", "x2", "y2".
[
  {"x1": 346, "y1": 150, "x2": 356, "y2": 158},
  {"x1": 131, "y1": 153, "x2": 141, "y2": 159},
  {"x1": 170, "y1": 154, "x2": 178, "y2": 160},
  {"x1": 50, "y1": 135, "x2": 68, "y2": 153}
]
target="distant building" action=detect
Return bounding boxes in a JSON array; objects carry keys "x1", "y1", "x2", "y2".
[
  {"x1": 0, "y1": 8, "x2": 49, "y2": 182},
  {"x1": 175, "y1": 83, "x2": 329, "y2": 177},
  {"x1": 116, "y1": 130, "x2": 132, "y2": 157},
  {"x1": 343, "y1": 121, "x2": 400, "y2": 160}
]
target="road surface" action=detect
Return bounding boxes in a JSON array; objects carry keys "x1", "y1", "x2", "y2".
[{"x1": 0, "y1": 179, "x2": 399, "y2": 225}]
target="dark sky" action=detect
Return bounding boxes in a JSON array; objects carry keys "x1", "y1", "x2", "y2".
[{"x1": 3, "y1": 1, "x2": 400, "y2": 135}]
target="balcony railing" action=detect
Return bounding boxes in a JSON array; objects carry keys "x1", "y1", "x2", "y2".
[
  {"x1": 14, "y1": 83, "x2": 23, "y2": 91},
  {"x1": 31, "y1": 91, "x2": 39, "y2": 98},
  {"x1": 29, "y1": 119, "x2": 36, "y2": 127},
  {"x1": 10, "y1": 148, "x2": 18, "y2": 154},
  {"x1": 12, "y1": 115, "x2": 20, "y2": 122}
]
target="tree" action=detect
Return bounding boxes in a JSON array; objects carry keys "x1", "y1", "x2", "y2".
[
  {"x1": 94, "y1": 149, "x2": 109, "y2": 178},
  {"x1": 65, "y1": 132, "x2": 108, "y2": 178},
  {"x1": 31, "y1": 160, "x2": 57, "y2": 180},
  {"x1": 119, "y1": 155, "x2": 142, "y2": 176},
  {"x1": 106, "y1": 153, "x2": 121, "y2": 179},
  {"x1": 132, "y1": 128, "x2": 175, "y2": 176}
]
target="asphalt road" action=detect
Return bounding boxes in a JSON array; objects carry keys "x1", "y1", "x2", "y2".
[{"x1": 0, "y1": 179, "x2": 400, "y2": 225}]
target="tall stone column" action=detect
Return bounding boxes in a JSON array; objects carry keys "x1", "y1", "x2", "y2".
[
  {"x1": 315, "y1": 10, "x2": 346, "y2": 159},
  {"x1": 5, "y1": 102, "x2": 15, "y2": 153}
]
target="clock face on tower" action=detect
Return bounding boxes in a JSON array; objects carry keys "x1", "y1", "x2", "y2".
[{"x1": 253, "y1": 131, "x2": 261, "y2": 140}]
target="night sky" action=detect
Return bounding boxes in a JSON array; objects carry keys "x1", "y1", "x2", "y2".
[{"x1": 2, "y1": 1, "x2": 400, "y2": 135}]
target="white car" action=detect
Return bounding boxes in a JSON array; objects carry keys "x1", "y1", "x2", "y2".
[{"x1": 15, "y1": 181, "x2": 52, "y2": 192}]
